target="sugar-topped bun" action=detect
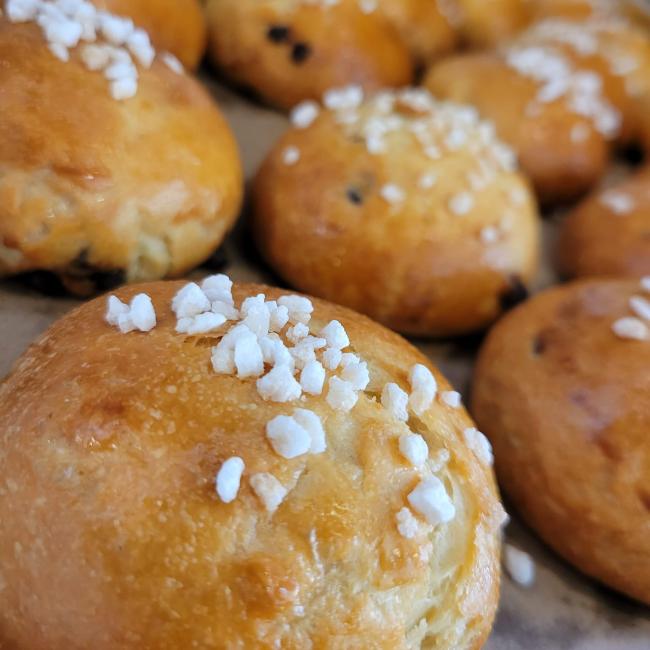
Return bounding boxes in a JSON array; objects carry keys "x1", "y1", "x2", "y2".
[
  {"x1": 424, "y1": 54, "x2": 610, "y2": 204},
  {"x1": 472, "y1": 278, "x2": 650, "y2": 604},
  {"x1": 558, "y1": 168, "x2": 650, "y2": 279},
  {"x1": 253, "y1": 87, "x2": 539, "y2": 337},
  {"x1": 425, "y1": 17, "x2": 650, "y2": 203},
  {"x1": 99, "y1": 0, "x2": 207, "y2": 70},
  {"x1": 524, "y1": 17, "x2": 650, "y2": 144},
  {"x1": 0, "y1": 8, "x2": 242, "y2": 295},
  {"x1": 0, "y1": 278, "x2": 504, "y2": 649}
]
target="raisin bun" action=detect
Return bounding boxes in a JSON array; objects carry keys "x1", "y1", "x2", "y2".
[
  {"x1": 0, "y1": 6, "x2": 242, "y2": 295},
  {"x1": 558, "y1": 167, "x2": 650, "y2": 279},
  {"x1": 204, "y1": 0, "x2": 458, "y2": 110},
  {"x1": 0, "y1": 276, "x2": 505, "y2": 649},
  {"x1": 515, "y1": 17, "x2": 650, "y2": 143},
  {"x1": 472, "y1": 278, "x2": 650, "y2": 604},
  {"x1": 205, "y1": 0, "x2": 411, "y2": 110},
  {"x1": 252, "y1": 87, "x2": 540, "y2": 337},
  {"x1": 424, "y1": 17, "x2": 650, "y2": 203},
  {"x1": 98, "y1": 0, "x2": 207, "y2": 70}
]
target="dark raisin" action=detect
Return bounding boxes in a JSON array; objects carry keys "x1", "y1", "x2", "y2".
[
  {"x1": 267, "y1": 25, "x2": 291, "y2": 43},
  {"x1": 291, "y1": 42, "x2": 312, "y2": 64},
  {"x1": 65, "y1": 248, "x2": 125, "y2": 292},
  {"x1": 90, "y1": 269, "x2": 126, "y2": 292},
  {"x1": 619, "y1": 141, "x2": 644, "y2": 167},
  {"x1": 532, "y1": 333, "x2": 547, "y2": 356},
  {"x1": 202, "y1": 247, "x2": 230, "y2": 271},
  {"x1": 72, "y1": 247, "x2": 90, "y2": 269},
  {"x1": 346, "y1": 188, "x2": 363, "y2": 205},
  {"x1": 500, "y1": 276, "x2": 529, "y2": 311},
  {"x1": 61, "y1": 268, "x2": 126, "y2": 296}
]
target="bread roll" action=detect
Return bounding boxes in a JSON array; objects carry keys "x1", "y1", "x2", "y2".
[
  {"x1": 253, "y1": 87, "x2": 540, "y2": 337},
  {"x1": 424, "y1": 50, "x2": 611, "y2": 204},
  {"x1": 205, "y1": 0, "x2": 413, "y2": 110},
  {"x1": 0, "y1": 278, "x2": 505, "y2": 648},
  {"x1": 425, "y1": 17, "x2": 650, "y2": 202},
  {"x1": 520, "y1": 17, "x2": 650, "y2": 142},
  {"x1": 559, "y1": 167, "x2": 650, "y2": 278},
  {"x1": 0, "y1": 8, "x2": 242, "y2": 295},
  {"x1": 472, "y1": 278, "x2": 650, "y2": 604}
]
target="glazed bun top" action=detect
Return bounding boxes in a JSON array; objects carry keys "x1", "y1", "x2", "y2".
[
  {"x1": 0, "y1": 6, "x2": 242, "y2": 287},
  {"x1": 98, "y1": 0, "x2": 207, "y2": 70},
  {"x1": 0, "y1": 278, "x2": 504, "y2": 649}
]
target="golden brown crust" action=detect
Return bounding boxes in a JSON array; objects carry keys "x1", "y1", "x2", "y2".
[
  {"x1": 99, "y1": 0, "x2": 207, "y2": 70},
  {"x1": 558, "y1": 168, "x2": 650, "y2": 279},
  {"x1": 0, "y1": 17, "x2": 243, "y2": 294},
  {"x1": 472, "y1": 279, "x2": 650, "y2": 604},
  {"x1": 456, "y1": 0, "x2": 531, "y2": 48},
  {"x1": 252, "y1": 90, "x2": 539, "y2": 337},
  {"x1": 0, "y1": 280, "x2": 503, "y2": 649},
  {"x1": 205, "y1": 0, "x2": 413, "y2": 110},
  {"x1": 423, "y1": 53, "x2": 610, "y2": 204}
]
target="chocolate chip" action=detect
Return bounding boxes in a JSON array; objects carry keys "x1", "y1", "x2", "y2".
[
  {"x1": 346, "y1": 188, "x2": 363, "y2": 205},
  {"x1": 267, "y1": 25, "x2": 290, "y2": 43},
  {"x1": 291, "y1": 42, "x2": 312, "y2": 64},
  {"x1": 500, "y1": 276, "x2": 529, "y2": 311}
]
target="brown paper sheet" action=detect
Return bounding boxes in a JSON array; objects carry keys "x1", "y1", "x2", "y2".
[{"x1": 1, "y1": 80, "x2": 649, "y2": 648}]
